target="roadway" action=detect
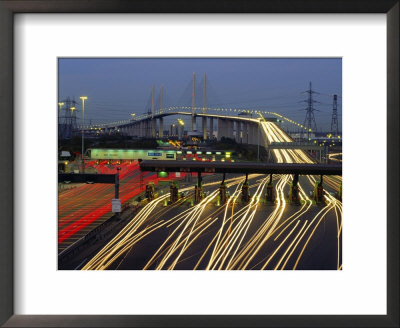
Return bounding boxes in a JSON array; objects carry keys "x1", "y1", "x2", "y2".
[
  {"x1": 79, "y1": 120, "x2": 342, "y2": 270},
  {"x1": 58, "y1": 160, "x2": 185, "y2": 253}
]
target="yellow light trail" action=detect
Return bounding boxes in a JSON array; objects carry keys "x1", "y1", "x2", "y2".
[{"x1": 83, "y1": 117, "x2": 341, "y2": 271}]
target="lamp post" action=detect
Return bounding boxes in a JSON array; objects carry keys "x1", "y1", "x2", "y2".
[
  {"x1": 58, "y1": 102, "x2": 64, "y2": 125},
  {"x1": 58, "y1": 102, "x2": 64, "y2": 113},
  {"x1": 80, "y1": 96, "x2": 88, "y2": 173}
]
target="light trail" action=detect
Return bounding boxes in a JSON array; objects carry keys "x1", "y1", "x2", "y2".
[{"x1": 80, "y1": 119, "x2": 341, "y2": 270}]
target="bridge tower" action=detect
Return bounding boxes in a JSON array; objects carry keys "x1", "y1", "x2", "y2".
[
  {"x1": 191, "y1": 72, "x2": 196, "y2": 131},
  {"x1": 330, "y1": 94, "x2": 338, "y2": 137},
  {"x1": 202, "y1": 73, "x2": 207, "y2": 140},
  {"x1": 159, "y1": 85, "x2": 164, "y2": 137},
  {"x1": 302, "y1": 82, "x2": 318, "y2": 140},
  {"x1": 151, "y1": 85, "x2": 156, "y2": 138}
]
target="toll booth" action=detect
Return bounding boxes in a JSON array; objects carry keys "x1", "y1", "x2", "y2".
[
  {"x1": 241, "y1": 173, "x2": 250, "y2": 202},
  {"x1": 266, "y1": 183, "x2": 275, "y2": 203},
  {"x1": 194, "y1": 186, "x2": 203, "y2": 203},
  {"x1": 219, "y1": 183, "x2": 227, "y2": 204},
  {"x1": 289, "y1": 174, "x2": 300, "y2": 205},
  {"x1": 265, "y1": 174, "x2": 275, "y2": 204},
  {"x1": 241, "y1": 183, "x2": 250, "y2": 202},
  {"x1": 194, "y1": 172, "x2": 203, "y2": 204},
  {"x1": 145, "y1": 183, "x2": 155, "y2": 201},
  {"x1": 170, "y1": 182, "x2": 179, "y2": 203},
  {"x1": 313, "y1": 181, "x2": 324, "y2": 204},
  {"x1": 313, "y1": 175, "x2": 324, "y2": 204}
]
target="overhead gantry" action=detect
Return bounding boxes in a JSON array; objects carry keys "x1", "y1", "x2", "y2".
[{"x1": 140, "y1": 160, "x2": 342, "y2": 205}]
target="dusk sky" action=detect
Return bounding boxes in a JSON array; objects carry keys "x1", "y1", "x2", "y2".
[{"x1": 58, "y1": 58, "x2": 341, "y2": 131}]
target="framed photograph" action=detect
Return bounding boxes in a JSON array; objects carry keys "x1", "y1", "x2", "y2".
[{"x1": 0, "y1": 1, "x2": 398, "y2": 327}]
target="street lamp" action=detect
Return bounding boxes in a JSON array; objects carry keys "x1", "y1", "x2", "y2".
[
  {"x1": 131, "y1": 113, "x2": 136, "y2": 120},
  {"x1": 58, "y1": 102, "x2": 64, "y2": 125},
  {"x1": 80, "y1": 96, "x2": 88, "y2": 173}
]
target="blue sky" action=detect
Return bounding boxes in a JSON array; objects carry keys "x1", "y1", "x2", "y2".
[{"x1": 58, "y1": 58, "x2": 341, "y2": 132}]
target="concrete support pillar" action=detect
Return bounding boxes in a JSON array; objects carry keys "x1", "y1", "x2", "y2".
[
  {"x1": 218, "y1": 119, "x2": 226, "y2": 141},
  {"x1": 223, "y1": 121, "x2": 228, "y2": 140},
  {"x1": 147, "y1": 120, "x2": 151, "y2": 138},
  {"x1": 252, "y1": 124, "x2": 259, "y2": 145},
  {"x1": 202, "y1": 117, "x2": 207, "y2": 140},
  {"x1": 139, "y1": 122, "x2": 143, "y2": 137},
  {"x1": 247, "y1": 124, "x2": 254, "y2": 144},
  {"x1": 254, "y1": 124, "x2": 259, "y2": 145},
  {"x1": 144, "y1": 120, "x2": 149, "y2": 138},
  {"x1": 159, "y1": 117, "x2": 164, "y2": 138},
  {"x1": 243, "y1": 123, "x2": 248, "y2": 144},
  {"x1": 191, "y1": 115, "x2": 196, "y2": 132},
  {"x1": 247, "y1": 124, "x2": 251, "y2": 144},
  {"x1": 209, "y1": 118, "x2": 214, "y2": 139},
  {"x1": 151, "y1": 118, "x2": 156, "y2": 138},
  {"x1": 227, "y1": 120, "x2": 234, "y2": 140},
  {"x1": 235, "y1": 121, "x2": 241, "y2": 143}
]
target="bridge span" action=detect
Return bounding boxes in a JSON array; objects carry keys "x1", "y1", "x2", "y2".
[{"x1": 82, "y1": 111, "x2": 263, "y2": 145}]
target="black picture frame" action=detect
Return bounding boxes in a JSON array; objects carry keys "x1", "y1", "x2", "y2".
[{"x1": 0, "y1": 1, "x2": 398, "y2": 327}]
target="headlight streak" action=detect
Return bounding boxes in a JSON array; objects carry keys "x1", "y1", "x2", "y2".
[
  {"x1": 145, "y1": 177, "x2": 251, "y2": 270},
  {"x1": 195, "y1": 191, "x2": 260, "y2": 270},
  {"x1": 210, "y1": 178, "x2": 269, "y2": 270},
  {"x1": 206, "y1": 181, "x2": 243, "y2": 269},
  {"x1": 293, "y1": 197, "x2": 336, "y2": 270},
  {"x1": 147, "y1": 205, "x2": 228, "y2": 270},
  {"x1": 232, "y1": 175, "x2": 288, "y2": 270},
  {"x1": 83, "y1": 120, "x2": 341, "y2": 270},
  {"x1": 259, "y1": 121, "x2": 342, "y2": 270},
  {"x1": 83, "y1": 177, "x2": 250, "y2": 270},
  {"x1": 83, "y1": 194, "x2": 170, "y2": 270},
  {"x1": 307, "y1": 175, "x2": 343, "y2": 270},
  {"x1": 274, "y1": 220, "x2": 308, "y2": 270},
  {"x1": 147, "y1": 190, "x2": 219, "y2": 270},
  {"x1": 280, "y1": 220, "x2": 309, "y2": 270},
  {"x1": 164, "y1": 191, "x2": 219, "y2": 270},
  {"x1": 260, "y1": 220, "x2": 300, "y2": 270}
]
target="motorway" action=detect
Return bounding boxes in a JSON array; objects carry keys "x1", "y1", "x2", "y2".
[
  {"x1": 58, "y1": 161, "x2": 183, "y2": 253},
  {"x1": 76, "y1": 121, "x2": 342, "y2": 270}
]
